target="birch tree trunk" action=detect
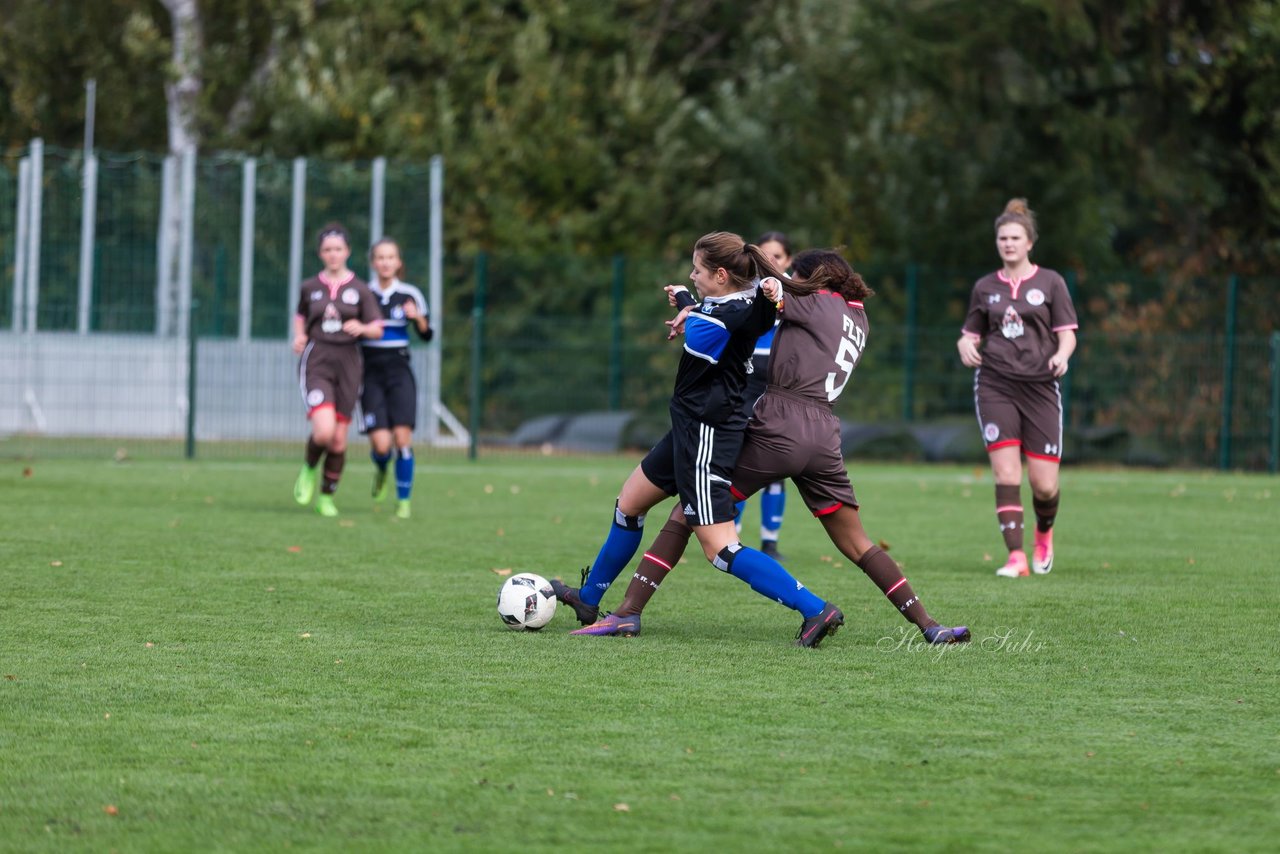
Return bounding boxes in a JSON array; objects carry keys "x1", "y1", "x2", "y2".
[{"x1": 158, "y1": 0, "x2": 202, "y2": 337}]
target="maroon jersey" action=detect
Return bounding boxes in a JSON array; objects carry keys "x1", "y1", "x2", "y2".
[
  {"x1": 296, "y1": 272, "x2": 381, "y2": 346},
  {"x1": 962, "y1": 266, "x2": 1078, "y2": 381},
  {"x1": 767, "y1": 289, "x2": 869, "y2": 404}
]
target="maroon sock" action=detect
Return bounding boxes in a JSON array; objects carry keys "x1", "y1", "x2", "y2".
[
  {"x1": 615, "y1": 517, "x2": 693, "y2": 617},
  {"x1": 1033, "y1": 491, "x2": 1060, "y2": 533},
  {"x1": 305, "y1": 437, "x2": 325, "y2": 469},
  {"x1": 321, "y1": 451, "x2": 346, "y2": 495},
  {"x1": 995, "y1": 483, "x2": 1024, "y2": 553},
  {"x1": 855, "y1": 545, "x2": 938, "y2": 631}
]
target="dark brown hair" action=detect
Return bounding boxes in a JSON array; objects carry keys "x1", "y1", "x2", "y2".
[
  {"x1": 693, "y1": 231, "x2": 795, "y2": 293},
  {"x1": 994, "y1": 198, "x2": 1038, "y2": 243},
  {"x1": 315, "y1": 221, "x2": 350, "y2": 250},
  {"x1": 791, "y1": 249, "x2": 873, "y2": 302}
]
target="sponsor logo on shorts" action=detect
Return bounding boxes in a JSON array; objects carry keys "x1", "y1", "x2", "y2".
[
  {"x1": 1026, "y1": 288, "x2": 1045, "y2": 306},
  {"x1": 341, "y1": 288, "x2": 360, "y2": 305},
  {"x1": 307, "y1": 389, "x2": 325, "y2": 406},
  {"x1": 1043, "y1": 443, "x2": 1059, "y2": 455},
  {"x1": 983, "y1": 422, "x2": 1000, "y2": 442}
]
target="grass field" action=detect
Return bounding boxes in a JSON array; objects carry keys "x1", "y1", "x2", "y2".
[{"x1": 1, "y1": 455, "x2": 1277, "y2": 852}]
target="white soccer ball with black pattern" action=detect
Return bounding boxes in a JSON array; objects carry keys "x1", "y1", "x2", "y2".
[{"x1": 496, "y1": 572, "x2": 558, "y2": 630}]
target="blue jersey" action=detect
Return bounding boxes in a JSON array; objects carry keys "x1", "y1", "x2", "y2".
[
  {"x1": 363, "y1": 278, "x2": 430, "y2": 351},
  {"x1": 671, "y1": 285, "x2": 776, "y2": 429}
]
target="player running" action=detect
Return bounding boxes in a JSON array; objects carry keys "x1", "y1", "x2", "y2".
[
  {"x1": 956, "y1": 199, "x2": 1078, "y2": 578},
  {"x1": 550, "y1": 231, "x2": 845, "y2": 648},
  {"x1": 570, "y1": 249, "x2": 970, "y2": 645},
  {"x1": 292, "y1": 223, "x2": 384, "y2": 517},
  {"x1": 361, "y1": 237, "x2": 433, "y2": 520}
]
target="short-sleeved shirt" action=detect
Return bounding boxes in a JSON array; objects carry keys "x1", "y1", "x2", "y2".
[
  {"x1": 671, "y1": 286, "x2": 777, "y2": 429},
  {"x1": 363, "y1": 278, "x2": 429, "y2": 352},
  {"x1": 962, "y1": 266, "x2": 1077, "y2": 381},
  {"x1": 296, "y1": 272, "x2": 381, "y2": 346},
  {"x1": 768, "y1": 289, "x2": 869, "y2": 404}
]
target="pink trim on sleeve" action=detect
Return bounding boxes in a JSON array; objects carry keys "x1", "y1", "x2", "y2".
[
  {"x1": 1052, "y1": 324, "x2": 1079, "y2": 332},
  {"x1": 961, "y1": 329, "x2": 982, "y2": 338}
]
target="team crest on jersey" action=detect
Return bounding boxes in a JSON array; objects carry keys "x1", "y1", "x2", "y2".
[
  {"x1": 341, "y1": 288, "x2": 360, "y2": 305},
  {"x1": 1026, "y1": 288, "x2": 1045, "y2": 306},
  {"x1": 311, "y1": 289, "x2": 323, "y2": 301},
  {"x1": 987, "y1": 294, "x2": 1001, "y2": 304},
  {"x1": 321, "y1": 304, "x2": 342, "y2": 334},
  {"x1": 1000, "y1": 306, "x2": 1024, "y2": 339},
  {"x1": 307, "y1": 389, "x2": 325, "y2": 406},
  {"x1": 391, "y1": 305, "x2": 404, "y2": 319},
  {"x1": 983, "y1": 422, "x2": 1000, "y2": 442}
]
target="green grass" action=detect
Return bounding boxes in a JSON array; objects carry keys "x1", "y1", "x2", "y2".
[{"x1": 1, "y1": 456, "x2": 1277, "y2": 852}]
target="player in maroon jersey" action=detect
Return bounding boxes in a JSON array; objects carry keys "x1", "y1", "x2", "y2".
[
  {"x1": 956, "y1": 199, "x2": 1078, "y2": 577},
  {"x1": 291, "y1": 222, "x2": 384, "y2": 517},
  {"x1": 573, "y1": 249, "x2": 969, "y2": 645}
]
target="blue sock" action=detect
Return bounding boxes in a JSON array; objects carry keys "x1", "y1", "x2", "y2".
[
  {"x1": 394, "y1": 447, "x2": 414, "y2": 500},
  {"x1": 761, "y1": 482, "x2": 785, "y2": 541},
  {"x1": 716, "y1": 544, "x2": 824, "y2": 617},
  {"x1": 733, "y1": 499, "x2": 746, "y2": 528},
  {"x1": 371, "y1": 449, "x2": 392, "y2": 471},
  {"x1": 580, "y1": 502, "x2": 645, "y2": 607}
]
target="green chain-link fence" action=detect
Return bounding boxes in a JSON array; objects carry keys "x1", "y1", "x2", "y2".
[{"x1": 1, "y1": 145, "x2": 1277, "y2": 471}]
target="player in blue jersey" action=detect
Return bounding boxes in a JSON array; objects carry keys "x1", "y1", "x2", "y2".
[
  {"x1": 735, "y1": 231, "x2": 793, "y2": 560},
  {"x1": 550, "y1": 231, "x2": 845, "y2": 647},
  {"x1": 361, "y1": 238, "x2": 433, "y2": 520},
  {"x1": 574, "y1": 249, "x2": 970, "y2": 645}
]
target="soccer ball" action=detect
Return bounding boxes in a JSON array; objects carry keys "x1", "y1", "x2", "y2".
[{"x1": 496, "y1": 572, "x2": 558, "y2": 630}]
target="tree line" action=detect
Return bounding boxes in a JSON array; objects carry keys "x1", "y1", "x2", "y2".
[{"x1": 2, "y1": 0, "x2": 1277, "y2": 291}]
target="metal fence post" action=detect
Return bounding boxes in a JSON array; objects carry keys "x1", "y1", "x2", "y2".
[
  {"x1": 610, "y1": 254, "x2": 624, "y2": 411},
  {"x1": 427, "y1": 155, "x2": 445, "y2": 445},
  {"x1": 12, "y1": 155, "x2": 30, "y2": 332},
  {"x1": 902, "y1": 263, "x2": 918, "y2": 422},
  {"x1": 287, "y1": 157, "x2": 306, "y2": 339},
  {"x1": 176, "y1": 147, "x2": 197, "y2": 341},
  {"x1": 77, "y1": 152, "x2": 98, "y2": 333},
  {"x1": 186, "y1": 301, "x2": 199, "y2": 459},
  {"x1": 1270, "y1": 331, "x2": 1279, "y2": 475},
  {"x1": 1220, "y1": 274, "x2": 1238, "y2": 470},
  {"x1": 469, "y1": 252, "x2": 488, "y2": 461},
  {"x1": 237, "y1": 157, "x2": 256, "y2": 341},
  {"x1": 25, "y1": 137, "x2": 43, "y2": 333}
]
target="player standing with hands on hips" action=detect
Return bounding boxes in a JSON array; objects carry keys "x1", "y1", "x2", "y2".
[
  {"x1": 957, "y1": 199, "x2": 1078, "y2": 577},
  {"x1": 362, "y1": 237, "x2": 432, "y2": 520},
  {"x1": 292, "y1": 223, "x2": 383, "y2": 517}
]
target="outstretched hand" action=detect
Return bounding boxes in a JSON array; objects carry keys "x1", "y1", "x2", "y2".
[{"x1": 666, "y1": 305, "x2": 694, "y2": 340}]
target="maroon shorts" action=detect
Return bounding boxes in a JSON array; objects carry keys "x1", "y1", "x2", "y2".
[
  {"x1": 298, "y1": 340, "x2": 363, "y2": 421},
  {"x1": 730, "y1": 387, "x2": 858, "y2": 516},
  {"x1": 973, "y1": 368, "x2": 1063, "y2": 461}
]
